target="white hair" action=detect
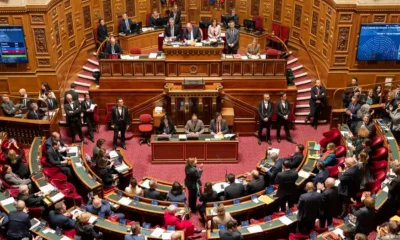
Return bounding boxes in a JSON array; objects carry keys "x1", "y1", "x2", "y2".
[{"x1": 167, "y1": 205, "x2": 177, "y2": 213}]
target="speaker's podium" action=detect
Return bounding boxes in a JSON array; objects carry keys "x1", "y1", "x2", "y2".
[{"x1": 163, "y1": 41, "x2": 224, "y2": 60}]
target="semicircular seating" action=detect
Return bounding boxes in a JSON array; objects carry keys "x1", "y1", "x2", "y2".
[{"x1": 319, "y1": 129, "x2": 341, "y2": 149}]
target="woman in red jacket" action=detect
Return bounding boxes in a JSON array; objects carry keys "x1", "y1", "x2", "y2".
[{"x1": 164, "y1": 205, "x2": 202, "y2": 237}]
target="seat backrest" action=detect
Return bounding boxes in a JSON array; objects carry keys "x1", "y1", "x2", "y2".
[
  {"x1": 129, "y1": 47, "x2": 142, "y2": 54},
  {"x1": 252, "y1": 16, "x2": 263, "y2": 30},
  {"x1": 272, "y1": 22, "x2": 281, "y2": 36},
  {"x1": 139, "y1": 114, "x2": 152, "y2": 124},
  {"x1": 266, "y1": 48, "x2": 279, "y2": 59},
  {"x1": 146, "y1": 13, "x2": 152, "y2": 27},
  {"x1": 279, "y1": 25, "x2": 289, "y2": 41},
  {"x1": 335, "y1": 145, "x2": 346, "y2": 158}
]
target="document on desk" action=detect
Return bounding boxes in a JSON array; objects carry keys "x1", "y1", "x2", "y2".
[
  {"x1": 178, "y1": 135, "x2": 187, "y2": 140},
  {"x1": 161, "y1": 232, "x2": 172, "y2": 239},
  {"x1": 387, "y1": 136, "x2": 395, "y2": 140},
  {"x1": 149, "y1": 53, "x2": 158, "y2": 59},
  {"x1": 75, "y1": 162, "x2": 83, "y2": 168},
  {"x1": 333, "y1": 228, "x2": 344, "y2": 238},
  {"x1": 0, "y1": 197, "x2": 15, "y2": 206},
  {"x1": 88, "y1": 215, "x2": 97, "y2": 224},
  {"x1": 42, "y1": 228, "x2": 55, "y2": 234},
  {"x1": 40, "y1": 184, "x2": 55, "y2": 193},
  {"x1": 298, "y1": 170, "x2": 311, "y2": 179},
  {"x1": 340, "y1": 131, "x2": 348, "y2": 136},
  {"x1": 60, "y1": 237, "x2": 70, "y2": 240},
  {"x1": 115, "y1": 163, "x2": 129, "y2": 173},
  {"x1": 195, "y1": 43, "x2": 203, "y2": 47},
  {"x1": 109, "y1": 150, "x2": 118, "y2": 159},
  {"x1": 212, "y1": 182, "x2": 229, "y2": 194},
  {"x1": 258, "y1": 195, "x2": 274, "y2": 204},
  {"x1": 383, "y1": 186, "x2": 389, "y2": 192},
  {"x1": 68, "y1": 146, "x2": 78, "y2": 153},
  {"x1": 118, "y1": 197, "x2": 132, "y2": 205},
  {"x1": 268, "y1": 148, "x2": 280, "y2": 156},
  {"x1": 140, "y1": 179, "x2": 151, "y2": 189},
  {"x1": 247, "y1": 225, "x2": 263, "y2": 233},
  {"x1": 50, "y1": 192, "x2": 65, "y2": 202},
  {"x1": 279, "y1": 216, "x2": 293, "y2": 225},
  {"x1": 241, "y1": 56, "x2": 248, "y2": 60},
  {"x1": 150, "y1": 227, "x2": 165, "y2": 237}
]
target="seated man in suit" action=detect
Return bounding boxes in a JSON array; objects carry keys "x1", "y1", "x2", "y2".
[
  {"x1": 45, "y1": 132, "x2": 67, "y2": 150},
  {"x1": 279, "y1": 144, "x2": 304, "y2": 170},
  {"x1": 226, "y1": 20, "x2": 240, "y2": 54},
  {"x1": 219, "y1": 219, "x2": 243, "y2": 240},
  {"x1": 184, "y1": 113, "x2": 205, "y2": 134},
  {"x1": 351, "y1": 196, "x2": 375, "y2": 235},
  {"x1": 143, "y1": 179, "x2": 164, "y2": 200},
  {"x1": 311, "y1": 162, "x2": 329, "y2": 187},
  {"x1": 224, "y1": 173, "x2": 245, "y2": 200},
  {"x1": 87, "y1": 195, "x2": 125, "y2": 220},
  {"x1": 17, "y1": 184, "x2": 48, "y2": 212},
  {"x1": 266, "y1": 152, "x2": 284, "y2": 185},
  {"x1": 169, "y1": 4, "x2": 181, "y2": 26},
  {"x1": 164, "y1": 18, "x2": 180, "y2": 41},
  {"x1": 276, "y1": 160, "x2": 299, "y2": 211},
  {"x1": 1, "y1": 94, "x2": 20, "y2": 117},
  {"x1": 296, "y1": 182, "x2": 322, "y2": 233},
  {"x1": 49, "y1": 201, "x2": 78, "y2": 230},
  {"x1": 245, "y1": 170, "x2": 265, "y2": 195},
  {"x1": 231, "y1": 8, "x2": 239, "y2": 26},
  {"x1": 18, "y1": 88, "x2": 32, "y2": 114},
  {"x1": 45, "y1": 91, "x2": 58, "y2": 110},
  {"x1": 47, "y1": 140, "x2": 74, "y2": 181},
  {"x1": 27, "y1": 103, "x2": 44, "y2": 120},
  {"x1": 7, "y1": 200, "x2": 31, "y2": 240},
  {"x1": 150, "y1": 9, "x2": 160, "y2": 27},
  {"x1": 104, "y1": 37, "x2": 122, "y2": 57},
  {"x1": 209, "y1": 112, "x2": 229, "y2": 135},
  {"x1": 183, "y1": 22, "x2": 202, "y2": 42},
  {"x1": 119, "y1": 13, "x2": 133, "y2": 34}
]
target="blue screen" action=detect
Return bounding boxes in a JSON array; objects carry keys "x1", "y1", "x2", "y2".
[
  {"x1": 0, "y1": 26, "x2": 28, "y2": 64},
  {"x1": 357, "y1": 24, "x2": 400, "y2": 61}
]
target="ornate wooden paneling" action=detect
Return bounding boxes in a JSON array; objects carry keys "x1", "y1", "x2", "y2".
[
  {"x1": 37, "y1": 58, "x2": 51, "y2": 67},
  {"x1": 324, "y1": 19, "x2": 330, "y2": 44},
  {"x1": 273, "y1": 0, "x2": 282, "y2": 22},
  {"x1": 293, "y1": 4, "x2": 302, "y2": 29},
  {"x1": 313, "y1": 0, "x2": 320, "y2": 8},
  {"x1": 150, "y1": 0, "x2": 160, "y2": 12},
  {"x1": 336, "y1": 26, "x2": 350, "y2": 52},
  {"x1": 126, "y1": 0, "x2": 135, "y2": 17},
  {"x1": 144, "y1": 62, "x2": 155, "y2": 76},
  {"x1": 339, "y1": 12, "x2": 352, "y2": 23},
  {"x1": 64, "y1": 0, "x2": 71, "y2": 8},
  {"x1": 251, "y1": 0, "x2": 260, "y2": 16},
  {"x1": 155, "y1": 62, "x2": 165, "y2": 76},
  {"x1": 122, "y1": 62, "x2": 134, "y2": 76},
  {"x1": 210, "y1": 63, "x2": 220, "y2": 76},
  {"x1": 134, "y1": 63, "x2": 144, "y2": 76},
  {"x1": 54, "y1": 20, "x2": 61, "y2": 46},
  {"x1": 311, "y1": 11, "x2": 318, "y2": 36},
  {"x1": 167, "y1": 63, "x2": 177, "y2": 76},
  {"x1": 373, "y1": 15, "x2": 386, "y2": 23},
  {"x1": 201, "y1": 0, "x2": 211, "y2": 11},
  {"x1": 232, "y1": 62, "x2": 242, "y2": 75},
  {"x1": 222, "y1": 62, "x2": 231, "y2": 75},
  {"x1": 33, "y1": 28, "x2": 48, "y2": 54},
  {"x1": 82, "y1": 6, "x2": 92, "y2": 30},
  {"x1": 0, "y1": 17, "x2": 9, "y2": 24},
  {"x1": 226, "y1": 0, "x2": 236, "y2": 12},
  {"x1": 103, "y1": 0, "x2": 113, "y2": 22},
  {"x1": 69, "y1": 40, "x2": 76, "y2": 49},
  {"x1": 66, "y1": 12, "x2": 74, "y2": 37},
  {"x1": 175, "y1": 0, "x2": 185, "y2": 10},
  {"x1": 30, "y1": 15, "x2": 45, "y2": 24},
  {"x1": 243, "y1": 62, "x2": 253, "y2": 75}
]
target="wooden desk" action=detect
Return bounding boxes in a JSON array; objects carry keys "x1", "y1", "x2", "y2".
[
  {"x1": 150, "y1": 134, "x2": 239, "y2": 163},
  {"x1": 119, "y1": 30, "x2": 164, "y2": 52},
  {"x1": 163, "y1": 44, "x2": 224, "y2": 61},
  {"x1": 221, "y1": 29, "x2": 269, "y2": 53}
]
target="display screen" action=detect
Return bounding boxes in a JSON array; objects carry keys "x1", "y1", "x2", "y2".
[
  {"x1": 0, "y1": 26, "x2": 28, "y2": 64},
  {"x1": 357, "y1": 24, "x2": 400, "y2": 61}
]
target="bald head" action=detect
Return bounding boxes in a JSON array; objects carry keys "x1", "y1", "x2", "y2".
[
  {"x1": 251, "y1": 170, "x2": 260, "y2": 179},
  {"x1": 66, "y1": 94, "x2": 72, "y2": 103},
  {"x1": 93, "y1": 197, "x2": 102, "y2": 208},
  {"x1": 345, "y1": 157, "x2": 356, "y2": 167},
  {"x1": 305, "y1": 182, "x2": 314, "y2": 192},
  {"x1": 149, "y1": 179, "x2": 157, "y2": 189},
  {"x1": 171, "y1": 232, "x2": 182, "y2": 240},
  {"x1": 271, "y1": 152, "x2": 279, "y2": 162},
  {"x1": 325, "y1": 177, "x2": 335, "y2": 188},
  {"x1": 16, "y1": 200, "x2": 26, "y2": 211},
  {"x1": 19, "y1": 88, "x2": 26, "y2": 96}
]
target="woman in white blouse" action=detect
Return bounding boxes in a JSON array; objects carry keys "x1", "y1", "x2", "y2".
[
  {"x1": 125, "y1": 178, "x2": 143, "y2": 196},
  {"x1": 208, "y1": 18, "x2": 221, "y2": 40}
]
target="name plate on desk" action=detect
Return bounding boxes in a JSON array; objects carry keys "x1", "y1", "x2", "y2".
[{"x1": 182, "y1": 79, "x2": 205, "y2": 90}]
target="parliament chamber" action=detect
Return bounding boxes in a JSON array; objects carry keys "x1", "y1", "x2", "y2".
[{"x1": 1, "y1": 0, "x2": 400, "y2": 239}]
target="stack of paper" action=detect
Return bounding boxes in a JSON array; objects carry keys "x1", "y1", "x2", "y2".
[
  {"x1": 178, "y1": 135, "x2": 187, "y2": 140},
  {"x1": 118, "y1": 197, "x2": 133, "y2": 205},
  {"x1": 149, "y1": 53, "x2": 158, "y2": 59},
  {"x1": 298, "y1": 170, "x2": 310, "y2": 179},
  {"x1": 241, "y1": 56, "x2": 248, "y2": 60},
  {"x1": 268, "y1": 148, "x2": 280, "y2": 156},
  {"x1": 161, "y1": 232, "x2": 172, "y2": 239},
  {"x1": 140, "y1": 179, "x2": 151, "y2": 189},
  {"x1": 279, "y1": 216, "x2": 293, "y2": 225},
  {"x1": 43, "y1": 228, "x2": 55, "y2": 234},
  {"x1": 247, "y1": 225, "x2": 263, "y2": 233},
  {"x1": 50, "y1": 192, "x2": 65, "y2": 202},
  {"x1": 115, "y1": 163, "x2": 129, "y2": 173},
  {"x1": 68, "y1": 146, "x2": 78, "y2": 154},
  {"x1": 258, "y1": 195, "x2": 274, "y2": 204},
  {"x1": 75, "y1": 162, "x2": 83, "y2": 168},
  {"x1": 150, "y1": 228, "x2": 165, "y2": 237},
  {"x1": 383, "y1": 186, "x2": 389, "y2": 192},
  {"x1": 0, "y1": 197, "x2": 14, "y2": 206},
  {"x1": 212, "y1": 182, "x2": 229, "y2": 194},
  {"x1": 89, "y1": 215, "x2": 97, "y2": 224},
  {"x1": 260, "y1": 55, "x2": 266, "y2": 59},
  {"x1": 40, "y1": 184, "x2": 55, "y2": 193},
  {"x1": 195, "y1": 43, "x2": 202, "y2": 47}
]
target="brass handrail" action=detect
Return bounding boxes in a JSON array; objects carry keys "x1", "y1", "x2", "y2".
[
  {"x1": 128, "y1": 92, "x2": 166, "y2": 115},
  {"x1": 299, "y1": 38, "x2": 323, "y2": 87}
]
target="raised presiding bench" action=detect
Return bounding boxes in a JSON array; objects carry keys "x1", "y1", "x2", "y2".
[
  {"x1": 163, "y1": 44, "x2": 225, "y2": 60},
  {"x1": 150, "y1": 134, "x2": 239, "y2": 163}
]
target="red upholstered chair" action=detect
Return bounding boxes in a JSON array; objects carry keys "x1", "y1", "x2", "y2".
[
  {"x1": 41, "y1": 142, "x2": 48, "y2": 156},
  {"x1": 63, "y1": 229, "x2": 76, "y2": 239},
  {"x1": 129, "y1": 48, "x2": 142, "y2": 54},
  {"x1": 280, "y1": 25, "x2": 289, "y2": 43},
  {"x1": 28, "y1": 207, "x2": 43, "y2": 219},
  {"x1": 250, "y1": 218, "x2": 265, "y2": 224},
  {"x1": 266, "y1": 48, "x2": 279, "y2": 59},
  {"x1": 374, "y1": 170, "x2": 386, "y2": 182},
  {"x1": 371, "y1": 147, "x2": 388, "y2": 161},
  {"x1": 164, "y1": 10, "x2": 171, "y2": 17},
  {"x1": 146, "y1": 13, "x2": 152, "y2": 26},
  {"x1": 319, "y1": 129, "x2": 341, "y2": 149},
  {"x1": 370, "y1": 160, "x2": 388, "y2": 172},
  {"x1": 366, "y1": 180, "x2": 382, "y2": 194},
  {"x1": 252, "y1": 16, "x2": 263, "y2": 31},
  {"x1": 139, "y1": 114, "x2": 153, "y2": 146},
  {"x1": 0, "y1": 153, "x2": 6, "y2": 164},
  {"x1": 371, "y1": 136, "x2": 384, "y2": 150},
  {"x1": 0, "y1": 179, "x2": 19, "y2": 198},
  {"x1": 271, "y1": 103, "x2": 278, "y2": 121},
  {"x1": 335, "y1": 146, "x2": 346, "y2": 158},
  {"x1": 40, "y1": 155, "x2": 54, "y2": 168},
  {"x1": 327, "y1": 166, "x2": 339, "y2": 178},
  {"x1": 289, "y1": 232, "x2": 310, "y2": 240},
  {"x1": 106, "y1": 103, "x2": 115, "y2": 131},
  {"x1": 336, "y1": 157, "x2": 345, "y2": 166},
  {"x1": 272, "y1": 22, "x2": 281, "y2": 37},
  {"x1": 49, "y1": 178, "x2": 83, "y2": 206}
]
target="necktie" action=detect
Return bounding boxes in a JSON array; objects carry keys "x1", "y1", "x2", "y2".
[
  {"x1": 49, "y1": 99, "x2": 52, "y2": 108},
  {"x1": 23, "y1": 99, "x2": 26, "y2": 107},
  {"x1": 125, "y1": 20, "x2": 130, "y2": 31},
  {"x1": 171, "y1": 27, "x2": 174, "y2": 37},
  {"x1": 112, "y1": 45, "x2": 115, "y2": 54},
  {"x1": 217, "y1": 122, "x2": 220, "y2": 133},
  {"x1": 190, "y1": 31, "x2": 193, "y2": 40},
  {"x1": 34, "y1": 112, "x2": 38, "y2": 119},
  {"x1": 351, "y1": 104, "x2": 354, "y2": 111}
]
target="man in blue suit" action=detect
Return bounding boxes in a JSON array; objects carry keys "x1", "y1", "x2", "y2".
[
  {"x1": 266, "y1": 152, "x2": 284, "y2": 185},
  {"x1": 48, "y1": 201, "x2": 78, "y2": 230},
  {"x1": 7, "y1": 200, "x2": 31, "y2": 240},
  {"x1": 119, "y1": 13, "x2": 133, "y2": 34},
  {"x1": 338, "y1": 158, "x2": 360, "y2": 218},
  {"x1": 87, "y1": 196, "x2": 125, "y2": 220},
  {"x1": 296, "y1": 182, "x2": 322, "y2": 233},
  {"x1": 124, "y1": 223, "x2": 145, "y2": 240},
  {"x1": 346, "y1": 95, "x2": 361, "y2": 135},
  {"x1": 312, "y1": 162, "x2": 329, "y2": 187}
]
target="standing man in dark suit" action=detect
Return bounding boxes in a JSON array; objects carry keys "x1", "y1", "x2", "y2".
[
  {"x1": 119, "y1": 13, "x2": 133, "y2": 34},
  {"x1": 266, "y1": 152, "x2": 283, "y2": 185},
  {"x1": 346, "y1": 95, "x2": 361, "y2": 135},
  {"x1": 388, "y1": 166, "x2": 400, "y2": 214},
  {"x1": 63, "y1": 83, "x2": 79, "y2": 104},
  {"x1": 219, "y1": 220, "x2": 243, "y2": 240},
  {"x1": 245, "y1": 170, "x2": 265, "y2": 194},
  {"x1": 81, "y1": 93, "x2": 96, "y2": 143},
  {"x1": 49, "y1": 201, "x2": 78, "y2": 230},
  {"x1": 226, "y1": 20, "x2": 240, "y2": 54},
  {"x1": 7, "y1": 200, "x2": 31, "y2": 240},
  {"x1": 209, "y1": 112, "x2": 229, "y2": 135},
  {"x1": 257, "y1": 93, "x2": 273, "y2": 145},
  {"x1": 183, "y1": 23, "x2": 202, "y2": 42},
  {"x1": 47, "y1": 141, "x2": 74, "y2": 181},
  {"x1": 296, "y1": 182, "x2": 322, "y2": 233},
  {"x1": 231, "y1": 8, "x2": 239, "y2": 26},
  {"x1": 276, "y1": 92, "x2": 296, "y2": 144},
  {"x1": 224, "y1": 173, "x2": 245, "y2": 200},
  {"x1": 65, "y1": 93, "x2": 86, "y2": 144},
  {"x1": 18, "y1": 88, "x2": 32, "y2": 114},
  {"x1": 164, "y1": 18, "x2": 181, "y2": 41},
  {"x1": 342, "y1": 77, "x2": 359, "y2": 108},
  {"x1": 111, "y1": 98, "x2": 130, "y2": 150},
  {"x1": 317, "y1": 177, "x2": 339, "y2": 228},
  {"x1": 104, "y1": 37, "x2": 122, "y2": 57},
  {"x1": 169, "y1": 4, "x2": 181, "y2": 26},
  {"x1": 305, "y1": 80, "x2": 326, "y2": 130},
  {"x1": 350, "y1": 196, "x2": 376, "y2": 235},
  {"x1": 97, "y1": 18, "x2": 108, "y2": 43},
  {"x1": 338, "y1": 157, "x2": 360, "y2": 218},
  {"x1": 185, "y1": 157, "x2": 203, "y2": 212},
  {"x1": 276, "y1": 160, "x2": 299, "y2": 211}
]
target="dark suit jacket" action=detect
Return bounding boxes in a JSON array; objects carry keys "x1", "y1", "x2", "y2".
[
  {"x1": 19, "y1": 96, "x2": 33, "y2": 113},
  {"x1": 338, "y1": 165, "x2": 360, "y2": 197},
  {"x1": 313, "y1": 169, "x2": 329, "y2": 186},
  {"x1": 87, "y1": 199, "x2": 115, "y2": 217},
  {"x1": 47, "y1": 147, "x2": 64, "y2": 166},
  {"x1": 351, "y1": 205, "x2": 375, "y2": 235},
  {"x1": 184, "y1": 165, "x2": 203, "y2": 190},
  {"x1": 143, "y1": 188, "x2": 164, "y2": 200},
  {"x1": 258, "y1": 101, "x2": 273, "y2": 121},
  {"x1": 209, "y1": 119, "x2": 229, "y2": 134},
  {"x1": 267, "y1": 158, "x2": 284, "y2": 185},
  {"x1": 104, "y1": 42, "x2": 122, "y2": 55},
  {"x1": 276, "y1": 170, "x2": 298, "y2": 198},
  {"x1": 226, "y1": 28, "x2": 240, "y2": 50},
  {"x1": 164, "y1": 24, "x2": 181, "y2": 39},
  {"x1": 276, "y1": 100, "x2": 291, "y2": 119},
  {"x1": 150, "y1": 16, "x2": 160, "y2": 27},
  {"x1": 346, "y1": 102, "x2": 361, "y2": 122},
  {"x1": 355, "y1": 121, "x2": 373, "y2": 136},
  {"x1": 319, "y1": 187, "x2": 339, "y2": 217},
  {"x1": 233, "y1": 14, "x2": 239, "y2": 25},
  {"x1": 224, "y1": 182, "x2": 245, "y2": 200},
  {"x1": 17, "y1": 193, "x2": 44, "y2": 207},
  {"x1": 97, "y1": 24, "x2": 108, "y2": 42},
  {"x1": 156, "y1": 121, "x2": 176, "y2": 135},
  {"x1": 246, "y1": 175, "x2": 265, "y2": 195},
  {"x1": 96, "y1": 167, "x2": 114, "y2": 189},
  {"x1": 297, "y1": 191, "x2": 322, "y2": 222},
  {"x1": 64, "y1": 89, "x2": 79, "y2": 104},
  {"x1": 7, "y1": 210, "x2": 31, "y2": 239},
  {"x1": 1, "y1": 101, "x2": 17, "y2": 117},
  {"x1": 389, "y1": 175, "x2": 400, "y2": 201},
  {"x1": 183, "y1": 26, "x2": 202, "y2": 42},
  {"x1": 45, "y1": 137, "x2": 65, "y2": 150},
  {"x1": 45, "y1": 98, "x2": 58, "y2": 110},
  {"x1": 111, "y1": 105, "x2": 129, "y2": 126},
  {"x1": 81, "y1": 99, "x2": 96, "y2": 119},
  {"x1": 310, "y1": 86, "x2": 326, "y2": 109},
  {"x1": 64, "y1": 101, "x2": 81, "y2": 124},
  {"x1": 169, "y1": 11, "x2": 181, "y2": 25},
  {"x1": 49, "y1": 210, "x2": 76, "y2": 230},
  {"x1": 119, "y1": 18, "x2": 133, "y2": 33},
  {"x1": 27, "y1": 110, "x2": 44, "y2": 120},
  {"x1": 219, "y1": 229, "x2": 243, "y2": 240},
  {"x1": 284, "y1": 153, "x2": 304, "y2": 170}
]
